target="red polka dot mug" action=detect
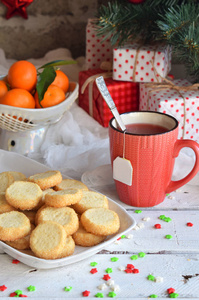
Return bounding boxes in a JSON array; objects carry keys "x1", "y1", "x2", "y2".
[{"x1": 109, "y1": 111, "x2": 199, "y2": 207}]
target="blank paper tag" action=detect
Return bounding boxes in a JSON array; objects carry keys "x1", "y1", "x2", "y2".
[{"x1": 113, "y1": 156, "x2": 133, "y2": 186}]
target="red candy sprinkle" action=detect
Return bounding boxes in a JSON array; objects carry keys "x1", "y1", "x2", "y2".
[
  {"x1": 10, "y1": 292, "x2": 17, "y2": 297},
  {"x1": 20, "y1": 295, "x2": 28, "y2": 297},
  {"x1": 154, "y1": 224, "x2": 161, "y2": 229},
  {"x1": 103, "y1": 274, "x2": 111, "y2": 281},
  {"x1": 125, "y1": 268, "x2": 133, "y2": 273},
  {"x1": 167, "y1": 287, "x2": 175, "y2": 294},
  {"x1": 82, "y1": 290, "x2": 90, "y2": 297},
  {"x1": 12, "y1": 259, "x2": 20, "y2": 264},
  {"x1": 0, "y1": 285, "x2": 7, "y2": 291},
  {"x1": 187, "y1": 222, "x2": 193, "y2": 227},
  {"x1": 132, "y1": 268, "x2": 139, "y2": 273},
  {"x1": 127, "y1": 264, "x2": 134, "y2": 269},
  {"x1": 90, "y1": 268, "x2": 98, "y2": 274}
]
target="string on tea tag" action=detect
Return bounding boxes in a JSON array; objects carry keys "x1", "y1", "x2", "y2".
[{"x1": 113, "y1": 130, "x2": 133, "y2": 186}]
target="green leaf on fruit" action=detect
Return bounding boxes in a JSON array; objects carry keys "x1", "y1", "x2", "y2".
[
  {"x1": 37, "y1": 59, "x2": 77, "y2": 70},
  {"x1": 36, "y1": 66, "x2": 56, "y2": 103}
]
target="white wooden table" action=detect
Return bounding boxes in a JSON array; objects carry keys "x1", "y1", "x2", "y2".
[{"x1": 1, "y1": 164, "x2": 199, "y2": 300}]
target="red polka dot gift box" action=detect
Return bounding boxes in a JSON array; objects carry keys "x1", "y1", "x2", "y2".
[
  {"x1": 85, "y1": 19, "x2": 113, "y2": 70},
  {"x1": 78, "y1": 68, "x2": 139, "y2": 127},
  {"x1": 113, "y1": 43, "x2": 172, "y2": 83},
  {"x1": 139, "y1": 79, "x2": 199, "y2": 142}
]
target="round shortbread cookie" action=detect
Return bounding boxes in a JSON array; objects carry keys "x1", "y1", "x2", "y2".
[
  {"x1": 0, "y1": 211, "x2": 31, "y2": 241},
  {"x1": 5, "y1": 181, "x2": 43, "y2": 210},
  {"x1": 0, "y1": 172, "x2": 15, "y2": 193},
  {"x1": 44, "y1": 189, "x2": 83, "y2": 207},
  {"x1": 72, "y1": 222, "x2": 106, "y2": 247},
  {"x1": 30, "y1": 221, "x2": 66, "y2": 260},
  {"x1": 72, "y1": 190, "x2": 109, "y2": 214},
  {"x1": 56, "y1": 236, "x2": 75, "y2": 258},
  {"x1": 54, "y1": 179, "x2": 88, "y2": 191},
  {"x1": 28, "y1": 170, "x2": 62, "y2": 190},
  {"x1": 36, "y1": 206, "x2": 79, "y2": 236},
  {"x1": 6, "y1": 223, "x2": 35, "y2": 250},
  {"x1": 5, "y1": 171, "x2": 26, "y2": 182},
  {"x1": 0, "y1": 193, "x2": 16, "y2": 214},
  {"x1": 81, "y1": 208, "x2": 120, "y2": 236}
]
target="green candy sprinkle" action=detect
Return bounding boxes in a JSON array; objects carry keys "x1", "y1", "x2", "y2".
[
  {"x1": 120, "y1": 234, "x2": 126, "y2": 239},
  {"x1": 106, "y1": 268, "x2": 113, "y2": 273},
  {"x1": 27, "y1": 285, "x2": 36, "y2": 292},
  {"x1": 108, "y1": 291, "x2": 116, "y2": 298},
  {"x1": 64, "y1": 286, "x2": 72, "y2": 292},
  {"x1": 169, "y1": 293, "x2": 179, "y2": 298},
  {"x1": 159, "y1": 215, "x2": 166, "y2": 220},
  {"x1": 138, "y1": 252, "x2": 146, "y2": 258},
  {"x1": 15, "y1": 290, "x2": 23, "y2": 296},
  {"x1": 130, "y1": 254, "x2": 138, "y2": 260},
  {"x1": 90, "y1": 262, "x2": 98, "y2": 266},
  {"x1": 135, "y1": 210, "x2": 142, "y2": 213},
  {"x1": 165, "y1": 234, "x2": 173, "y2": 239},
  {"x1": 149, "y1": 295, "x2": 158, "y2": 298},
  {"x1": 147, "y1": 274, "x2": 155, "y2": 281},
  {"x1": 111, "y1": 257, "x2": 119, "y2": 262},
  {"x1": 95, "y1": 292, "x2": 104, "y2": 298},
  {"x1": 164, "y1": 217, "x2": 172, "y2": 222}
]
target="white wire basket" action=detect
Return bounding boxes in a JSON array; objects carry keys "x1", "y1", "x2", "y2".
[{"x1": 0, "y1": 82, "x2": 79, "y2": 132}]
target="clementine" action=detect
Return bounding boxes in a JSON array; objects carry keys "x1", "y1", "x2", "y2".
[
  {"x1": 0, "y1": 88, "x2": 35, "y2": 108},
  {"x1": 0, "y1": 80, "x2": 8, "y2": 99},
  {"x1": 51, "y1": 70, "x2": 69, "y2": 93},
  {"x1": 7, "y1": 60, "x2": 37, "y2": 92},
  {"x1": 34, "y1": 84, "x2": 66, "y2": 108}
]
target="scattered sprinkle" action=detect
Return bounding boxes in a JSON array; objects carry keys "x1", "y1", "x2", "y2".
[
  {"x1": 168, "y1": 195, "x2": 175, "y2": 199},
  {"x1": 12, "y1": 259, "x2": 20, "y2": 264},
  {"x1": 167, "y1": 288, "x2": 175, "y2": 294},
  {"x1": 130, "y1": 255, "x2": 138, "y2": 260},
  {"x1": 149, "y1": 294, "x2": 158, "y2": 298},
  {"x1": 20, "y1": 295, "x2": 28, "y2": 297},
  {"x1": 132, "y1": 268, "x2": 139, "y2": 273},
  {"x1": 138, "y1": 252, "x2": 146, "y2": 258},
  {"x1": 142, "y1": 217, "x2": 150, "y2": 221},
  {"x1": 108, "y1": 291, "x2": 116, "y2": 298},
  {"x1": 132, "y1": 225, "x2": 140, "y2": 230},
  {"x1": 147, "y1": 274, "x2": 155, "y2": 281},
  {"x1": 111, "y1": 257, "x2": 119, "y2": 262},
  {"x1": 169, "y1": 292, "x2": 179, "y2": 298},
  {"x1": 137, "y1": 222, "x2": 145, "y2": 229},
  {"x1": 95, "y1": 292, "x2": 104, "y2": 298},
  {"x1": 127, "y1": 264, "x2": 134, "y2": 269},
  {"x1": 155, "y1": 276, "x2": 164, "y2": 283},
  {"x1": 82, "y1": 290, "x2": 90, "y2": 297},
  {"x1": 106, "y1": 280, "x2": 115, "y2": 287},
  {"x1": 0, "y1": 285, "x2": 7, "y2": 291},
  {"x1": 118, "y1": 266, "x2": 125, "y2": 271},
  {"x1": 126, "y1": 234, "x2": 133, "y2": 239},
  {"x1": 10, "y1": 292, "x2": 17, "y2": 297},
  {"x1": 15, "y1": 290, "x2": 23, "y2": 296},
  {"x1": 125, "y1": 268, "x2": 133, "y2": 273},
  {"x1": 111, "y1": 284, "x2": 120, "y2": 292},
  {"x1": 27, "y1": 285, "x2": 36, "y2": 292},
  {"x1": 64, "y1": 286, "x2": 72, "y2": 292},
  {"x1": 98, "y1": 283, "x2": 107, "y2": 290},
  {"x1": 90, "y1": 268, "x2": 98, "y2": 274},
  {"x1": 114, "y1": 240, "x2": 121, "y2": 245},
  {"x1": 164, "y1": 217, "x2": 172, "y2": 222},
  {"x1": 103, "y1": 274, "x2": 111, "y2": 281},
  {"x1": 134, "y1": 210, "x2": 142, "y2": 214},
  {"x1": 165, "y1": 234, "x2": 173, "y2": 239},
  {"x1": 159, "y1": 215, "x2": 166, "y2": 220},
  {"x1": 90, "y1": 262, "x2": 98, "y2": 267},
  {"x1": 105, "y1": 268, "x2": 113, "y2": 273},
  {"x1": 120, "y1": 234, "x2": 126, "y2": 239},
  {"x1": 187, "y1": 222, "x2": 193, "y2": 227},
  {"x1": 154, "y1": 224, "x2": 161, "y2": 229}
]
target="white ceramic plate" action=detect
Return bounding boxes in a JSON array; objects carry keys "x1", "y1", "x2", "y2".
[{"x1": 0, "y1": 150, "x2": 136, "y2": 269}]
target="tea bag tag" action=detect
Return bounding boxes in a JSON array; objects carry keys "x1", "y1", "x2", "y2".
[
  {"x1": 113, "y1": 157, "x2": 133, "y2": 186},
  {"x1": 112, "y1": 130, "x2": 133, "y2": 186}
]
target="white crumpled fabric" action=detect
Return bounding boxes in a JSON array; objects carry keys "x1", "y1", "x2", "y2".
[{"x1": 0, "y1": 47, "x2": 198, "y2": 185}]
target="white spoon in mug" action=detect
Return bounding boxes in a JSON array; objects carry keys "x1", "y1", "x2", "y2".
[{"x1": 95, "y1": 76, "x2": 126, "y2": 132}]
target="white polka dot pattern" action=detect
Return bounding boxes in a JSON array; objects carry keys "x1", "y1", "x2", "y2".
[
  {"x1": 113, "y1": 43, "x2": 172, "y2": 83},
  {"x1": 85, "y1": 19, "x2": 113, "y2": 70},
  {"x1": 139, "y1": 79, "x2": 199, "y2": 142}
]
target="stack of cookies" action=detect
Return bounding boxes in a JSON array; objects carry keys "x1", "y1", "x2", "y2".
[{"x1": 0, "y1": 170, "x2": 120, "y2": 260}]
